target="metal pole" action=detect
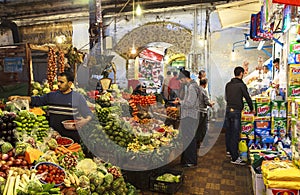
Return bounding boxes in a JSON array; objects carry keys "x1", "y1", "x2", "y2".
[{"x1": 96, "y1": 0, "x2": 103, "y2": 54}]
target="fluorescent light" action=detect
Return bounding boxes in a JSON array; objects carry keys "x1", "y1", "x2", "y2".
[
  {"x1": 231, "y1": 50, "x2": 236, "y2": 61},
  {"x1": 136, "y1": 4, "x2": 142, "y2": 16},
  {"x1": 257, "y1": 41, "x2": 265, "y2": 50}
]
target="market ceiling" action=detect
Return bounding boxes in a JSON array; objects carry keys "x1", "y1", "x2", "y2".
[{"x1": 0, "y1": 0, "x2": 248, "y2": 26}]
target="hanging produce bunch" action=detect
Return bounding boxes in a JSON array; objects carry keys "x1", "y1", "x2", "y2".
[
  {"x1": 58, "y1": 50, "x2": 65, "y2": 73},
  {"x1": 47, "y1": 47, "x2": 57, "y2": 90}
]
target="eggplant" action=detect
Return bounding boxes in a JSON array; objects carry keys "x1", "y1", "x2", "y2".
[
  {"x1": 0, "y1": 123, "x2": 6, "y2": 130},
  {"x1": 2, "y1": 116, "x2": 9, "y2": 123}
]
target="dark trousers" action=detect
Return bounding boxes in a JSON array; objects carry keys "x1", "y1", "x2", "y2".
[
  {"x1": 196, "y1": 112, "x2": 208, "y2": 145},
  {"x1": 224, "y1": 109, "x2": 241, "y2": 161},
  {"x1": 180, "y1": 117, "x2": 198, "y2": 165}
]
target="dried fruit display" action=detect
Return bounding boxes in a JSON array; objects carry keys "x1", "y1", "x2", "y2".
[
  {"x1": 58, "y1": 50, "x2": 65, "y2": 73},
  {"x1": 47, "y1": 48, "x2": 57, "y2": 90}
]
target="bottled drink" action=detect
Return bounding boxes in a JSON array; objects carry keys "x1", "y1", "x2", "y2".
[
  {"x1": 272, "y1": 102, "x2": 278, "y2": 117},
  {"x1": 279, "y1": 102, "x2": 286, "y2": 118}
]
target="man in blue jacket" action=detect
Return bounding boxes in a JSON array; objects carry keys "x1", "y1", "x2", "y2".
[{"x1": 225, "y1": 66, "x2": 254, "y2": 165}]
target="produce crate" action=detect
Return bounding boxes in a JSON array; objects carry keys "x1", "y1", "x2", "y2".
[{"x1": 149, "y1": 169, "x2": 184, "y2": 194}]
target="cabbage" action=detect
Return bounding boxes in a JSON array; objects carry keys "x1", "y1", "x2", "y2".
[
  {"x1": 47, "y1": 138, "x2": 58, "y2": 150},
  {"x1": 26, "y1": 180, "x2": 43, "y2": 193},
  {"x1": 88, "y1": 172, "x2": 104, "y2": 187},
  {"x1": 1, "y1": 142, "x2": 13, "y2": 154},
  {"x1": 76, "y1": 187, "x2": 90, "y2": 195},
  {"x1": 79, "y1": 175, "x2": 90, "y2": 188}
]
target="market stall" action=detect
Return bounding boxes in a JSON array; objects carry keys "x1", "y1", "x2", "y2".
[{"x1": 237, "y1": 1, "x2": 300, "y2": 194}]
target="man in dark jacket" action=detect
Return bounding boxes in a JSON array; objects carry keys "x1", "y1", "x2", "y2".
[{"x1": 225, "y1": 66, "x2": 254, "y2": 165}]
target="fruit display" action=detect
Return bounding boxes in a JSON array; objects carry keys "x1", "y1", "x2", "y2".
[
  {"x1": 0, "y1": 112, "x2": 17, "y2": 144},
  {"x1": 14, "y1": 110, "x2": 49, "y2": 142},
  {"x1": 166, "y1": 107, "x2": 180, "y2": 119},
  {"x1": 35, "y1": 162, "x2": 65, "y2": 185}
]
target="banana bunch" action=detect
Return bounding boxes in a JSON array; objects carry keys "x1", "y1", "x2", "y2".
[{"x1": 63, "y1": 171, "x2": 79, "y2": 187}]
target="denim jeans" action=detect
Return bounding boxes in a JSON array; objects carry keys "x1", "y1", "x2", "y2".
[{"x1": 225, "y1": 109, "x2": 241, "y2": 161}]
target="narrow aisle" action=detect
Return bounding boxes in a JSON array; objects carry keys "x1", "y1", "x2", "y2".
[{"x1": 143, "y1": 119, "x2": 254, "y2": 195}]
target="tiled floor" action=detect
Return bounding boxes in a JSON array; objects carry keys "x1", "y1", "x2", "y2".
[{"x1": 141, "y1": 119, "x2": 254, "y2": 195}]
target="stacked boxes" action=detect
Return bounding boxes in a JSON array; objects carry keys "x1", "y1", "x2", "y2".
[{"x1": 291, "y1": 98, "x2": 300, "y2": 168}]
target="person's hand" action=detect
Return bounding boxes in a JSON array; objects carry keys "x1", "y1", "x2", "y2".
[
  {"x1": 75, "y1": 116, "x2": 91, "y2": 129},
  {"x1": 173, "y1": 98, "x2": 180, "y2": 105},
  {"x1": 210, "y1": 101, "x2": 215, "y2": 107},
  {"x1": 8, "y1": 96, "x2": 20, "y2": 101}
]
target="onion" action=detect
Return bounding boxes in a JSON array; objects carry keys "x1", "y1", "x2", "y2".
[
  {"x1": 7, "y1": 150, "x2": 13, "y2": 157},
  {"x1": 21, "y1": 160, "x2": 28, "y2": 166},
  {"x1": 8, "y1": 157, "x2": 15, "y2": 162},
  {"x1": 6, "y1": 161, "x2": 13, "y2": 166},
  {"x1": 16, "y1": 155, "x2": 24, "y2": 160},
  {"x1": 14, "y1": 159, "x2": 22, "y2": 165},
  {"x1": 1, "y1": 154, "x2": 9, "y2": 161},
  {"x1": 1, "y1": 164, "x2": 9, "y2": 171},
  {"x1": 0, "y1": 172, "x2": 6, "y2": 178}
]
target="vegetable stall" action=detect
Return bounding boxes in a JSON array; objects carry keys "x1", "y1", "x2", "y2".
[{"x1": 0, "y1": 81, "x2": 183, "y2": 194}]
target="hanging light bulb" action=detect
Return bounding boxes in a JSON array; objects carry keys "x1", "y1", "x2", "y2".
[
  {"x1": 136, "y1": 4, "x2": 142, "y2": 16},
  {"x1": 131, "y1": 43, "x2": 137, "y2": 54}
]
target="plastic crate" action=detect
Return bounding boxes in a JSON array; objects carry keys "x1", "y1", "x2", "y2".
[{"x1": 149, "y1": 169, "x2": 184, "y2": 194}]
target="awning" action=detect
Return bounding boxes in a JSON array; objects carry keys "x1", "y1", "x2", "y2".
[
  {"x1": 272, "y1": 0, "x2": 300, "y2": 6},
  {"x1": 216, "y1": 0, "x2": 262, "y2": 28}
]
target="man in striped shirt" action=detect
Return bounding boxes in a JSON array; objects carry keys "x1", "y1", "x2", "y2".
[{"x1": 9, "y1": 71, "x2": 93, "y2": 143}]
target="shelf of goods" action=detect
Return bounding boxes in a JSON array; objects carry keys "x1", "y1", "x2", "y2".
[{"x1": 246, "y1": 62, "x2": 300, "y2": 194}]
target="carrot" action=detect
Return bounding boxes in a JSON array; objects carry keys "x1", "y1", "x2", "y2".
[
  {"x1": 68, "y1": 143, "x2": 81, "y2": 150},
  {"x1": 56, "y1": 146, "x2": 71, "y2": 154}
]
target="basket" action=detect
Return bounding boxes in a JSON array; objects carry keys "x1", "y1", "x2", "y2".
[
  {"x1": 34, "y1": 162, "x2": 66, "y2": 187},
  {"x1": 61, "y1": 120, "x2": 78, "y2": 130},
  {"x1": 149, "y1": 169, "x2": 184, "y2": 194}
]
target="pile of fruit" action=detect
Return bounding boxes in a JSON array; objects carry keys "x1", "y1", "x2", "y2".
[
  {"x1": 0, "y1": 112, "x2": 17, "y2": 144},
  {"x1": 166, "y1": 107, "x2": 179, "y2": 119},
  {"x1": 14, "y1": 110, "x2": 49, "y2": 142}
]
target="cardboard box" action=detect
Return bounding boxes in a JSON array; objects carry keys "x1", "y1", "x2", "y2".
[
  {"x1": 251, "y1": 166, "x2": 265, "y2": 195},
  {"x1": 266, "y1": 188, "x2": 299, "y2": 195}
]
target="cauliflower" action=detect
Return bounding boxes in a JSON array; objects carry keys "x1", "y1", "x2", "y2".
[{"x1": 76, "y1": 158, "x2": 97, "y2": 175}]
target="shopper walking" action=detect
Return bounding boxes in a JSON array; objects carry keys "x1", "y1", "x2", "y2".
[
  {"x1": 168, "y1": 71, "x2": 181, "y2": 100},
  {"x1": 225, "y1": 66, "x2": 254, "y2": 165},
  {"x1": 174, "y1": 70, "x2": 201, "y2": 167},
  {"x1": 196, "y1": 78, "x2": 214, "y2": 148},
  {"x1": 9, "y1": 71, "x2": 93, "y2": 144},
  {"x1": 161, "y1": 71, "x2": 172, "y2": 100}
]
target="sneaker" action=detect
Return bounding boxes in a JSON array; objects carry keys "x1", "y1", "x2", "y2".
[
  {"x1": 226, "y1": 152, "x2": 231, "y2": 157},
  {"x1": 231, "y1": 157, "x2": 246, "y2": 165}
]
